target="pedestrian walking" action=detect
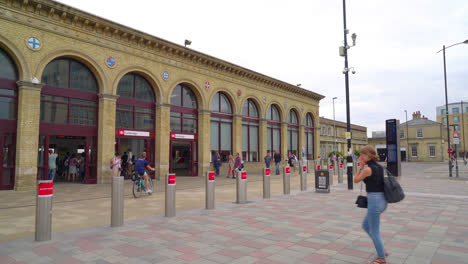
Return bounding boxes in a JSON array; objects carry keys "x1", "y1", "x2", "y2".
[
  {"x1": 234, "y1": 153, "x2": 242, "y2": 178},
  {"x1": 274, "y1": 150, "x2": 281, "y2": 175},
  {"x1": 111, "y1": 153, "x2": 122, "y2": 177},
  {"x1": 227, "y1": 154, "x2": 235, "y2": 178},
  {"x1": 48, "y1": 150, "x2": 58, "y2": 181},
  {"x1": 264, "y1": 151, "x2": 272, "y2": 169},
  {"x1": 68, "y1": 153, "x2": 78, "y2": 182},
  {"x1": 213, "y1": 152, "x2": 221, "y2": 176},
  {"x1": 353, "y1": 145, "x2": 388, "y2": 264}
]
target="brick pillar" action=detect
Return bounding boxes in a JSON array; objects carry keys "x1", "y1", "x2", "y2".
[
  {"x1": 198, "y1": 110, "x2": 211, "y2": 176},
  {"x1": 15, "y1": 81, "x2": 43, "y2": 191},
  {"x1": 281, "y1": 122, "x2": 288, "y2": 161},
  {"x1": 97, "y1": 93, "x2": 118, "y2": 184},
  {"x1": 155, "y1": 103, "x2": 170, "y2": 177},
  {"x1": 259, "y1": 119, "x2": 267, "y2": 161},
  {"x1": 233, "y1": 114, "x2": 242, "y2": 157},
  {"x1": 299, "y1": 124, "x2": 305, "y2": 159}
]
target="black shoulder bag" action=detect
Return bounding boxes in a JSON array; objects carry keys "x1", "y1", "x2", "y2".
[
  {"x1": 355, "y1": 183, "x2": 367, "y2": 208},
  {"x1": 383, "y1": 169, "x2": 405, "y2": 203}
]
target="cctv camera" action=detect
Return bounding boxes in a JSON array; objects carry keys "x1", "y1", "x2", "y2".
[{"x1": 352, "y1": 69, "x2": 356, "y2": 74}]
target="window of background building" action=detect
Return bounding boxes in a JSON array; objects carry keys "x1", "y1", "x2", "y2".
[
  {"x1": 429, "y1": 145, "x2": 436, "y2": 157},
  {"x1": 327, "y1": 127, "x2": 331, "y2": 136},
  {"x1": 453, "y1": 107, "x2": 459, "y2": 114},
  {"x1": 454, "y1": 116, "x2": 460, "y2": 122},
  {"x1": 242, "y1": 99, "x2": 259, "y2": 162},
  {"x1": 287, "y1": 110, "x2": 299, "y2": 156},
  {"x1": 411, "y1": 145, "x2": 418, "y2": 157},
  {"x1": 417, "y1": 128, "x2": 423, "y2": 138},
  {"x1": 305, "y1": 113, "x2": 314, "y2": 160},
  {"x1": 170, "y1": 84, "x2": 198, "y2": 133},
  {"x1": 454, "y1": 125, "x2": 460, "y2": 130},
  {"x1": 443, "y1": 117, "x2": 447, "y2": 123},
  {"x1": 400, "y1": 130, "x2": 405, "y2": 139},
  {"x1": 267, "y1": 104, "x2": 281, "y2": 156},
  {"x1": 210, "y1": 92, "x2": 232, "y2": 162},
  {"x1": 441, "y1": 109, "x2": 446, "y2": 115}
]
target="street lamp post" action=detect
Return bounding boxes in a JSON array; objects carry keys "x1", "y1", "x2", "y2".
[
  {"x1": 340, "y1": 0, "x2": 357, "y2": 190},
  {"x1": 437, "y1": 39, "x2": 468, "y2": 177},
  {"x1": 404, "y1": 110, "x2": 410, "y2": 162},
  {"x1": 333, "y1": 97, "x2": 337, "y2": 152}
]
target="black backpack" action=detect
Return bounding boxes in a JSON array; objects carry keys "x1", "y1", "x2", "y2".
[{"x1": 383, "y1": 170, "x2": 405, "y2": 203}]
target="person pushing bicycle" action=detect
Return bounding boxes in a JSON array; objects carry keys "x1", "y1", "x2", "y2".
[{"x1": 135, "y1": 152, "x2": 155, "y2": 194}]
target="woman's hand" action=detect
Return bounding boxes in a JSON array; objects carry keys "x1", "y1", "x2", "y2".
[{"x1": 359, "y1": 157, "x2": 365, "y2": 169}]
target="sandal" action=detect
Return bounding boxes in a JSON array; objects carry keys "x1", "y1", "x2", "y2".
[{"x1": 367, "y1": 258, "x2": 386, "y2": 264}]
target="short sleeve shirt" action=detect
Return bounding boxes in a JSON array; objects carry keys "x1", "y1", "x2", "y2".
[
  {"x1": 135, "y1": 158, "x2": 149, "y2": 175},
  {"x1": 48, "y1": 154, "x2": 58, "y2": 169}
]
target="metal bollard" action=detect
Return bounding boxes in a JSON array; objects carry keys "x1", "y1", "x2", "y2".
[
  {"x1": 353, "y1": 160, "x2": 357, "y2": 175},
  {"x1": 300, "y1": 162, "x2": 307, "y2": 191},
  {"x1": 320, "y1": 159, "x2": 325, "y2": 170},
  {"x1": 36, "y1": 180, "x2": 53, "y2": 241},
  {"x1": 283, "y1": 165, "x2": 291, "y2": 195},
  {"x1": 236, "y1": 170, "x2": 247, "y2": 204},
  {"x1": 328, "y1": 163, "x2": 334, "y2": 186},
  {"x1": 165, "y1": 173, "x2": 176, "y2": 217},
  {"x1": 206, "y1": 171, "x2": 215, "y2": 209},
  {"x1": 338, "y1": 162, "x2": 344, "y2": 183},
  {"x1": 111, "y1": 176, "x2": 124, "y2": 227},
  {"x1": 263, "y1": 168, "x2": 271, "y2": 199},
  {"x1": 333, "y1": 160, "x2": 338, "y2": 176}
]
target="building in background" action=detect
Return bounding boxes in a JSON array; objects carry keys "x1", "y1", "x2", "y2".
[
  {"x1": 436, "y1": 101, "x2": 467, "y2": 158},
  {"x1": 319, "y1": 117, "x2": 367, "y2": 158}
]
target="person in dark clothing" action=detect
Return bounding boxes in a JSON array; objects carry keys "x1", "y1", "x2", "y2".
[
  {"x1": 353, "y1": 145, "x2": 388, "y2": 264},
  {"x1": 273, "y1": 150, "x2": 281, "y2": 175}
]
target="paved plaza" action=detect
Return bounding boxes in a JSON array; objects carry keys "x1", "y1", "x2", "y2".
[{"x1": 1, "y1": 162, "x2": 468, "y2": 264}]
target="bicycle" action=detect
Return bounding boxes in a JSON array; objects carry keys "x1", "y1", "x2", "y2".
[{"x1": 132, "y1": 173, "x2": 154, "y2": 198}]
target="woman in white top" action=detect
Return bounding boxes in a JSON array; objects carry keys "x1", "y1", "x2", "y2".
[{"x1": 112, "y1": 153, "x2": 122, "y2": 177}]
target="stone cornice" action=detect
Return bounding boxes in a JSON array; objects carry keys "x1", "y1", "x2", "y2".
[
  {"x1": 98, "y1": 93, "x2": 119, "y2": 101},
  {"x1": 156, "y1": 103, "x2": 171, "y2": 109},
  {"x1": 16, "y1": 80, "x2": 44, "y2": 91},
  {"x1": 199, "y1": 109, "x2": 212, "y2": 115},
  {"x1": 0, "y1": 0, "x2": 324, "y2": 102}
]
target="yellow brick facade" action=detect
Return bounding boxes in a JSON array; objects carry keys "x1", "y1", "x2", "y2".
[
  {"x1": 0, "y1": 0, "x2": 324, "y2": 191},
  {"x1": 318, "y1": 117, "x2": 367, "y2": 158}
]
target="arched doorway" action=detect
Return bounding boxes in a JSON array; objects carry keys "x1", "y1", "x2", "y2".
[
  {"x1": 0, "y1": 48, "x2": 18, "y2": 190},
  {"x1": 169, "y1": 84, "x2": 198, "y2": 176},
  {"x1": 287, "y1": 109, "x2": 299, "y2": 157},
  {"x1": 267, "y1": 104, "x2": 281, "y2": 156},
  {"x1": 242, "y1": 99, "x2": 259, "y2": 162},
  {"x1": 115, "y1": 72, "x2": 156, "y2": 179},
  {"x1": 305, "y1": 113, "x2": 315, "y2": 160},
  {"x1": 38, "y1": 58, "x2": 99, "y2": 183},
  {"x1": 210, "y1": 92, "x2": 232, "y2": 162}
]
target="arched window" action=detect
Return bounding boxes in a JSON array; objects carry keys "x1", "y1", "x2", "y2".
[
  {"x1": 210, "y1": 92, "x2": 232, "y2": 162},
  {"x1": 242, "y1": 99, "x2": 259, "y2": 162},
  {"x1": 170, "y1": 84, "x2": 197, "y2": 133},
  {"x1": 267, "y1": 104, "x2": 281, "y2": 156},
  {"x1": 116, "y1": 73, "x2": 155, "y2": 130},
  {"x1": 41, "y1": 58, "x2": 98, "y2": 126},
  {"x1": 287, "y1": 110, "x2": 299, "y2": 157},
  {"x1": 0, "y1": 48, "x2": 18, "y2": 190},
  {"x1": 305, "y1": 113, "x2": 314, "y2": 160}
]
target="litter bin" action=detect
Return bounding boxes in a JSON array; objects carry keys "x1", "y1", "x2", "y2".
[{"x1": 315, "y1": 170, "x2": 330, "y2": 193}]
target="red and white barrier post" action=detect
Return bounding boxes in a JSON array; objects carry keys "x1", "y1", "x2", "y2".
[
  {"x1": 165, "y1": 173, "x2": 176, "y2": 217},
  {"x1": 236, "y1": 170, "x2": 247, "y2": 204},
  {"x1": 206, "y1": 171, "x2": 215, "y2": 209},
  {"x1": 283, "y1": 165, "x2": 291, "y2": 195},
  {"x1": 263, "y1": 168, "x2": 271, "y2": 199},
  {"x1": 36, "y1": 180, "x2": 53, "y2": 241}
]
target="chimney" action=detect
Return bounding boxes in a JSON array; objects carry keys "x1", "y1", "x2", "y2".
[{"x1": 412, "y1": 111, "x2": 421, "y2": 120}]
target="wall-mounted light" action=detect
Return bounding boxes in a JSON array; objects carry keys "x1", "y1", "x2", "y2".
[{"x1": 184, "y1": 39, "x2": 192, "y2": 47}]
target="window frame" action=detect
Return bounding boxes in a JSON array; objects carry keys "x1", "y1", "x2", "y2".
[
  {"x1": 242, "y1": 99, "x2": 259, "y2": 162},
  {"x1": 287, "y1": 110, "x2": 299, "y2": 156},
  {"x1": 267, "y1": 104, "x2": 281, "y2": 155},
  {"x1": 210, "y1": 92, "x2": 233, "y2": 162},
  {"x1": 416, "y1": 128, "x2": 423, "y2": 138},
  {"x1": 305, "y1": 113, "x2": 314, "y2": 160},
  {"x1": 411, "y1": 145, "x2": 418, "y2": 157},
  {"x1": 429, "y1": 145, "x2": 436, "y2": 158},
  {"x1": 170, "y1": 84, "x2": 198, "y2": 134}
]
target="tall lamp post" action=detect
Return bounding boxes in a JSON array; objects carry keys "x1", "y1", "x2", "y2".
[
  {"x1": 437, "y1": 39, "x2": 468, "y2": 177},
  {"x1": 340, "y1": 0, "x2": 357, "y2": 190},
  {"x1": 404, "y1": 110, "x2": 410, "y2": 162},
  {"x1": 333, "y1": 97, "x2": 337, "y2": 152}
]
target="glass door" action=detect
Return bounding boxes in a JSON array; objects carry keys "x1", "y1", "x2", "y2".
[{"x1": 0, "y1": 133, "x2": 15, "y2": 190}]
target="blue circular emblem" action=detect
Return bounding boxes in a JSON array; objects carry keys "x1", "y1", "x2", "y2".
[
  {"x1": 106, "y1": 57, "x2": 116, "y2": 68},
  {"x1": 162, "y1": 71, "x2": 169, "y2": 80},
  {"x1": 27, "y1": 37, "x2": 41, "y2": 50}
]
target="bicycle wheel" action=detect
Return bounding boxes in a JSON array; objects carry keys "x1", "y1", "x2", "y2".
[{"x1": 133, "y1": 180, "x2": 142, "y2": 198}]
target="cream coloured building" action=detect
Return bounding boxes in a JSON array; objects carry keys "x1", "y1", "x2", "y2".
[
  {"x1": 0, "y1": 0, "x2": 324, "y2": 191},
  {"x1": 318, "y1": 117, "x2": 367, "y2": 158}
]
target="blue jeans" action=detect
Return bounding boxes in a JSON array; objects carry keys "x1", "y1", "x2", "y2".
[
  {"x1": 275, "y1": 162, "x2": 280, "y2": 174},
  {"x1": 265, "y1": 162, "x2": 270, "y2": 169},
  {"x1": 48, "y1": 168, "x2": 55, "y2": 181},
  {"x1": 215, "y1": 165, "x2": 220, "y2": 176},
  {"x1": 362, "y1": 192, "x2": 387, "y2": 258}
]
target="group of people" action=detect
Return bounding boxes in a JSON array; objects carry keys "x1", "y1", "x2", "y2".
[
  {"x1": 48, "y1": 150, "x2": 85, "y2": 183},
  {"x1": 110, "y1": 150, "x2": 155, "y2": 194},
  {"x1": 212, "y1": 152, "x2": 244, "y2": 178}
]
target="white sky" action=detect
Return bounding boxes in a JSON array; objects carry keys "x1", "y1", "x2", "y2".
[{"x1": 60, "y1": 0, "x2": 468, "y2": 136}]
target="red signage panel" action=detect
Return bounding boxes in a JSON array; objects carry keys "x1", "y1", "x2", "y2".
[
  {"x1": 265, "y1": 168, "x2": 271, "y2": 176},
  {"x1": 241, "y1": 171, "x2": 247, "y2": 180},
  {"x1": 285, "y1": 167, "x2": 291, "y2": 174},
  {"x1": 329, "y1": 164, "x2": 333, "y2": 170},
  {"x1": 38, "y1": 181, "x2": 53, "y2": 197},
  {"x1": 168, "y1": 174, "x2": 176, "y2": 185},
  {"x1": 303, "y1": 166, "x2": 307, "y2": 172},
  {"x1": 340, "y1": 163, "x2": 343, "y2": 169},
  {"x1": 317, "y1": 165, "x2": 321, "y2": 170},
  {"x1": 208, "y1": 172, "x2": 215, "y2": 181}
]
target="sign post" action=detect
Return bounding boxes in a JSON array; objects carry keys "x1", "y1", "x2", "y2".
[
  {"x1": 236, "y1": 170, "x2": 247, "y2": 204},
  {"x1": 111, "y1": 176, "x2": 124, "y2": 227},
  {"x1": 300, "y1": 162, "x2": 307, "y2": 191},
  {"x1": 165, "y1": 173, "x2": 176, "y2": 217},
  {"x1": 263, "y1": 168, "x2": 271, "y2": 199},
  {"x1": 35, "y1": 180, "x2": 53, "y2": 241},
  {"x1": 206, "y1": 171, "x2": 215, "y2": 209},
  {"x1": 283, "y1": 165, "x2": 291, "y2": 195}
]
